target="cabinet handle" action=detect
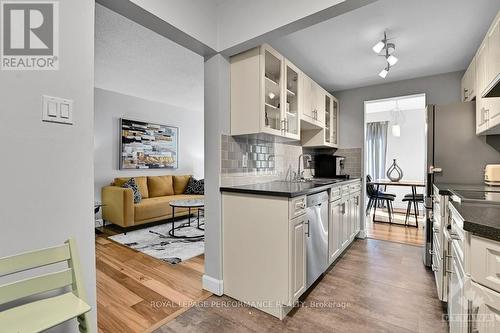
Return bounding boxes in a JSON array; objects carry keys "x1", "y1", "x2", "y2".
[{"x1": 305, "y1": 220, "x2": 310, "y2": 237}]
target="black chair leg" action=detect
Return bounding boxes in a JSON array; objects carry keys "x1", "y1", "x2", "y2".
[
  {"x1": 366, "y1": 198, "x2": 373, "y2": 216},
  {"x1": 405, "y1": 202, "x2": 411, "y2": 226},
  {"x1": 387, "y1": 200, "x2": 392, "y2": 223}
]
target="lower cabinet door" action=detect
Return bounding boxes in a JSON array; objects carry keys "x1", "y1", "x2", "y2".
[
  {"x1": 470, "y1": 281, "x2": 500, "y2": 333},
  {"x1": 448, "y1": 254, "x2": 465, "y2": 333},
  {"x1": 289, "y1": 214, "x2": 307, "y2": 303},
  {"x1": 341, "y1": 200, "x2": 350, "y2": 249},
  {"x1": 329, "y1": 200, "x2": 342, "y2": 264}
]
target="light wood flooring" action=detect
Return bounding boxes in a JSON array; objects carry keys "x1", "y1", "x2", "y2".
[
  {"x1": 96, "y1": 233, "x2": 211, "y2": 333},
  {"x1": 366, "y1": 207, "x2": 425, "y2": 246},
  {"x1": 154, "y1": 239, "x2": 447, "y2": 333}
]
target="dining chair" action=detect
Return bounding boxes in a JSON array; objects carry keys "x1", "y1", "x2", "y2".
[
  {"x1": 0, "y1": 238, "x2": 92, "y2": 332},
  {"x1": 403, "y1": 194, "x2": 424, "y2": 227},
  {"x1": 366, "y1": 175, "x2": 396, "y2": 222}
]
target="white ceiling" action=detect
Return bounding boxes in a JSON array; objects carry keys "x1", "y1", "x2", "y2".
[
  {"x1": 94, "y1": 4, "x2": 204, "y2": 112},
  {"x1": 270, "y1": 0, "x2": 500, "y2": 92}
]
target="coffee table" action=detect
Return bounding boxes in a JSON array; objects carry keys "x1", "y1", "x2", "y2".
[{"x1": 169, "y1": 199, "x2": 205, "y2": 239}]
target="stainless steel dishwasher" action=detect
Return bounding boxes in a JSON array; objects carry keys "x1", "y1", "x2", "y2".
[{"x1": 305, "y1": 191, "x2": 329, "y2": 288}]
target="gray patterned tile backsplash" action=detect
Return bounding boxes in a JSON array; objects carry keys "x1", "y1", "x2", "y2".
[
  {"x1": 335, "y1": 148, "x2": 362, "y2": 179},
  {"x1": 221, "y1": 134, "x2": 362, "y2": 186}
]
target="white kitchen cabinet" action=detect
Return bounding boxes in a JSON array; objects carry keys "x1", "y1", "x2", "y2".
[
  {"x1": 341, "y1": 199, "x2": 350, "y2": 250},
  {"x1": 284, "y1": 60, "x2": 301, "y2": 140},
  {"x1": 477, "y1": 41, "x2": 489, "y2": 100},
  {"x1": 484, "y1": 13, "x2": 500, "y2": 98},
  {"x1": 315, "y1": 83, "x2": 326, "y2": 126},
  {"x1": 230, "y1": 44, "x2": 299, "y2": 140},
  {"x1": 328, "y1": 198, "x2": 343, "y2": 265},
  {"x1": 222, "y1": 192, "x2": 307, "y2": 319},
  {"x1": 331, "y1": 97, "x2": 339, "y2": 147},
  {"x1": 301, "y1": 75, "x2": 325, "y2": 127},
  {"x1": 289, "y1": 214, "x2": 307, "y2": 303},
  {"x1": 301, "y1": 92, "x2": 339, "y2": 148},
  {"x1": 470, "y1": 281, "x2": 500, "y2": 333},
  {"x1": 352, "y1": 192, "x2": 360, "y2": 238},
  {"x1": 461, "y1": 57, "x2": 476, "y2": 102},
  {"x1": 301, "y1": 74, "x2": 315, "y2": 121}
]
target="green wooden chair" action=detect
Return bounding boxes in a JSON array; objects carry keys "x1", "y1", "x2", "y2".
[{"x1": 0, "y1": 238, "x2": 92, "y2": 332}]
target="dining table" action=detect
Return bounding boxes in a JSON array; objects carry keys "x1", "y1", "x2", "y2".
[{"x1": 368, "y1": 179, "x2": 426, "y2": 227}]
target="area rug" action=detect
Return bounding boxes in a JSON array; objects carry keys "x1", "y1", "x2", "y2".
[{"x1": 109, "y1": 216, "x2": 204, "y2": 264}]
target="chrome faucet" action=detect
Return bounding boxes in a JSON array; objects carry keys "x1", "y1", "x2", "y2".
[{"x1": 296, "y1": 154, "x2": 312, "y2": 181}]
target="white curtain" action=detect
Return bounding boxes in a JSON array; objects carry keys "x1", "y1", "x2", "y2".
[{"x1": 366, "y1": 121, "x2": 388, "y2": 180}]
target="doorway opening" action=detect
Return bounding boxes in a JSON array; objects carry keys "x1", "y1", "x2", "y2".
[{"x1": 363, "y1": 93, "x2": 426, "y2": 246}]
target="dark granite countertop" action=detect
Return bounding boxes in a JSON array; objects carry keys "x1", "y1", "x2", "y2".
[
  {"x1": 220, "y1": 178, "x2": 360, "y2": 198},
  {"x1": 434, "y1": 182, "x2": 500, "y2": 195},
  {"x1": 450, "y1": 201, "x2": 500, "y2": 242}
]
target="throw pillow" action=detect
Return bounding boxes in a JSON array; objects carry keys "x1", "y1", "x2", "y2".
[
  {"x1": 147, "y1": 175, "x2": 174, "y2": 197},
  {"x1": 122, "y1": 178, "x2": 142, "y2": 203},
  {"x1": 185, "y1": 177, "x2": 204, "y2": 195}
]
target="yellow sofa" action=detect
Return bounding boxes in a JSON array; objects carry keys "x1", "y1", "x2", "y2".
[{"x1": 102, "y1": 175, "x2": 203, "y2": 228}]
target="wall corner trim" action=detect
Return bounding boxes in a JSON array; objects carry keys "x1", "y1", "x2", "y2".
[
  {"x1": 202, "y1": 274, "x2": 224, "y2": 296},
  {"x1": 357, "y1": 229, "x2": 367, "y2": 239}
]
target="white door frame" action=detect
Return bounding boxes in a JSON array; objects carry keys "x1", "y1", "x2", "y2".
[{"x1": 360, "y1": 93, "x2": 426, "y2": 237}]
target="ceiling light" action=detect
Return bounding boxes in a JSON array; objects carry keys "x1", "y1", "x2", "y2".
[
  {"x1": 392, "y1": 124, "x2": 401, "y2": 137},
  {"x1": 372, "y1": 41, "x2": 384, "y2": 54},
  {"x1": 387, "y1": 55, "x2": 398, "y2": 66},
  {"x1": 373, "y1": 31, "x2": 399, "y2": 78}
]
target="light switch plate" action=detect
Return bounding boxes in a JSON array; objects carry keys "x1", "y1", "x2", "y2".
[{"x1": 42, "y1": 95, "x2": 73, "y2": 125}]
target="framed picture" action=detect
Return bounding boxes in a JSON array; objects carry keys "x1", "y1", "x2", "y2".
[{"x1": 120, "y1": 118, "x2": 178, "y2": 169}]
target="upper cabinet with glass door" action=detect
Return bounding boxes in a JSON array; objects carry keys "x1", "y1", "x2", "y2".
[
  {"x1": 230, "y1": 44, "x2": 299, "y2": 140},
  {"x1": 331, "y1": 97, "x2": 339, "y2": 147},
  {"x1": 284, "y1": 60, "x2": 301, "y2": 140}
]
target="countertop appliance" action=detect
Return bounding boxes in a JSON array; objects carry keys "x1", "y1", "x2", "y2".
[
  {"x1": 424, "y1": 102, "x2": 500, "y2": 268},
  {"x1": 314, "y1": 154, "x2": 347, "y2": 178},
  {"x1": 305, "y1": 191, "x2": 329, "y2": 288},
  {"x1": 485, "y1": 164, "x2": 500, "y2": 186}
]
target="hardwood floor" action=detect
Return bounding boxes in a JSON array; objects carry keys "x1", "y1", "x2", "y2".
[
  {"x1": 96, "y1": 235, "x2": 211, "y2": 333},
  {"x1": 366, "y1": 207, "x2": 425, "y2": 246},
  {"x1": 154, "y1": 239, "x2": 446, "y2": 333}
]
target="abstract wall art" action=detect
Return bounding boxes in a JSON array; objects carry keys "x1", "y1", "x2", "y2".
[{"x1": 120, "y1": 118, "x2": 178, "y2": 169}]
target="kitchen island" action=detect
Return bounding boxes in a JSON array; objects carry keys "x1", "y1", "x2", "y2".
[{"x1": 220, "y1": 178, "x2": 361, "y2": 319}]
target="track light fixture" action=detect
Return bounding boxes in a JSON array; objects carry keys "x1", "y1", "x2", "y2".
[{"x1": 372, "y1": 32, "x2": 398, "y2": 78}]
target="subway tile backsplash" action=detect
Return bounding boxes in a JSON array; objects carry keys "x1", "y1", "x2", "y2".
[
  {"x1": 335, "y1": 148, "x2": 362, "y2": 179},
  {"x1": 220, "y1": 134, "x2": 362, "y2": 186}
]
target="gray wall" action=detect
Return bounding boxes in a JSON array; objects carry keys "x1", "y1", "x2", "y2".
[
  {"x1": 434, "y1": 102, "x2": 500, "y2": 184},
  {"x1": 94, "y1": 88, "x2": 204, "y2": 201},
  {"x1": 0, "y1": 0, "x2": 96, "y2": 331},
  {"x1": 336, "y1": 71, "x2": 464, "y2": 148},
  {"x1": 203, "y1": 54, "x2": 230, "y2": 293}
]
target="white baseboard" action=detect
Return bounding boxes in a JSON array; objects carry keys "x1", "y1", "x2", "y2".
[
  {"x1": 357, "y1": 230, "x2": 367, "y2": 239},
  {"x1": 202, "y1": 274, "x2": 223, "y2": 296}
]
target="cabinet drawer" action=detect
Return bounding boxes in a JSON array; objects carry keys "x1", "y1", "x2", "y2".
[
  {"x1": 471, "y1": 235, "x2": 500, "y2": 293},
  {"x1": 289, "y1": 196, "x2": 306, "y2": 219},
  {"x1": 349, "y1": 182, "x2": 361, "y2": 194},
  {"x1": 330, "y1": 186, "x2": 341, "y2": 202}
]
